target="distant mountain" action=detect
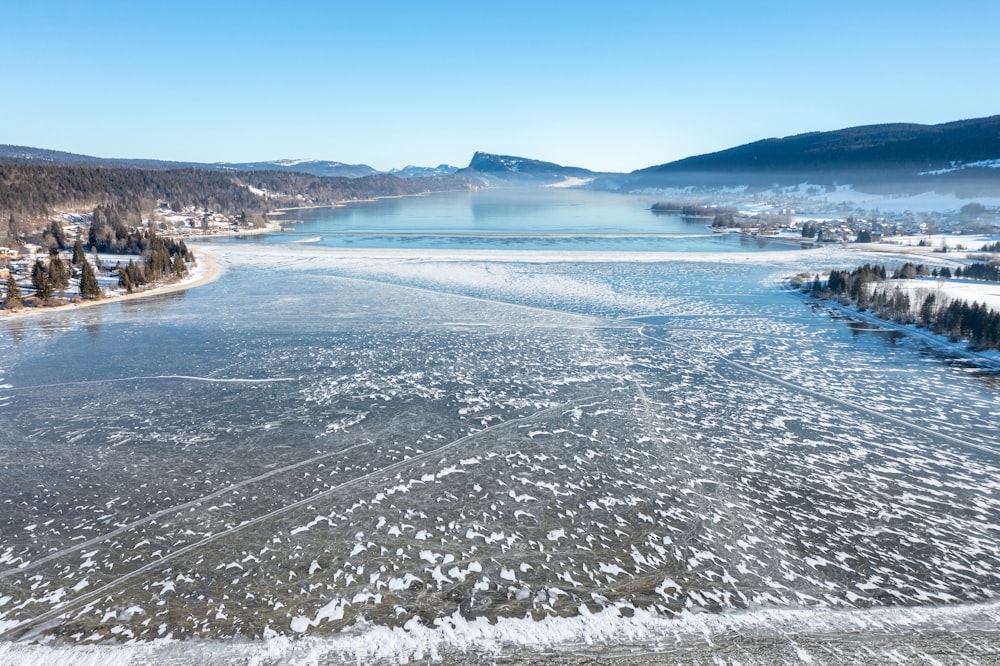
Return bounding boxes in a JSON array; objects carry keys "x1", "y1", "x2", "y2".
[
  {"x1": 456, "y1": 152, "x2": 611, "y2": 186},
  {"x1": 0, "y1": 145, "x2": 207, "y2": 170},
  {"x1": 611, "y1": 115, "x2": 1000, "y2": 194},
  {"x1": 9, "y1": 113, "x2": 1000, "y2": 196},
  {"x1": 224, "y1": 159, "x2": 378, "y2": 179},
  {"x1": 389, "y1": 164, "x2": 461, "y2": 178},
  {"x1": 0, "y1": 146, "x2": 378, "y2": 179}
]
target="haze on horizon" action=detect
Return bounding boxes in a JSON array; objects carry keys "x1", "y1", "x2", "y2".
[{"x1": 5, "y1": 0, "x2": 1000, "y2": 173}]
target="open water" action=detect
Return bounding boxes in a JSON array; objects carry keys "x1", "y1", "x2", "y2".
[{"x1": 0, "y1": 190, "x2": 997, "y2": 664}]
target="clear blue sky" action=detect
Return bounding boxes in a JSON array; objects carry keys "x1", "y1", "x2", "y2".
[{"x1": 5, "y1": 1, "x2": 1000, "y2": 172}]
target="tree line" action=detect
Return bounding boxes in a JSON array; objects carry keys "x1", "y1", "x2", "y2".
[
  {"x1": 116, "y1": 235, "x2": 191, "y2": 294},
  {"x1": 3, "y1": 230, "x2": 193, "y2": 311},
  {"x1": 0, "y1": 164, "x2": 265, "y2": 241},
  {"x1": 711, "y1": 210, "x2": 791, "y2": 230},
  {"x1": 953, "y1": 262, "x2": 1000, "y2": 282},
  {"x1": 799, "y1": 261, "x2": 1000, "y2": 350},
  {"x1": 5, "y1": 243, "x2": 102, "y2": 309},
  {"x1": 651, "y1": 202, "x2": 739, "y2": 218},
  {"x1": 1, "y1": 163, "x2": 470, "y2": 245}
]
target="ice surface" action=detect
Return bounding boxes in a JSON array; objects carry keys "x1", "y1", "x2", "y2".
[{"x1": 0, "y1": 231, "x2": 998, "y2": 663}]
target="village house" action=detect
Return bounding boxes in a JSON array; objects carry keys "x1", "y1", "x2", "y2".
[{"x1": 20, "y1": 244, "x2": 43, "y2": 260}]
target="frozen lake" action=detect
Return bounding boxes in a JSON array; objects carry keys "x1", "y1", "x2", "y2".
[
  {"x1": 1, "y1": 191, "x2": 998, "y2": 663},
  {"x1": 239, "y1": 189, "x2": 804, "y2": 253}
]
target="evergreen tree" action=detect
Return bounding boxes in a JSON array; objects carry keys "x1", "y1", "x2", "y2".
[
  {"x1": 812, "y1": 260, "x2": 1000, "y2": 351},
  {"x1": 3, "y1": 275, "x2": 23, "y2": 310},
  {"x1": 72, "y1": 238, "x2": 85, "y2": 265},
  {"x1": 126, "y1": 259, "x2": 143, "y2": 289},
  {"x1": 79, "y1": 261, "x2": 101, "y2": 299},
  {"x1": 172, "y1": 251, "x2": 187, "y2": 276},
  {"x1": 118, "y1": 260, "x2": 143, "y2": 293},
  {"x1": 48, "y1": 254, "x2": 69, "y2": 291},
  {"x1": 119, "y1": 267, "x2": 133, "y2": 293},
  {"x1": 48, "y1": 220, "x2": 67, "y2": 249},
  {"x1": 147, "y1": 246, "x2": 171, "y2": 279},
  {"x1": 31, "y1": 259, "x2": 52, "y2": 301}
]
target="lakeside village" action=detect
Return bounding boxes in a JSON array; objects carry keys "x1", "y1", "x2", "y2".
[
  {"x1": 0, "y1": 201, "x2": 263, "y2": 313},
  {"x1": 654, "y1": 199, "x2": 1000, "y2": 243}
]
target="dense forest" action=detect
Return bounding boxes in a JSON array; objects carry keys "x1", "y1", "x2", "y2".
[
  {"x1": 0, "y1": 165, "x2": 264, "y2": 223},
  {"x1": 0, "y1": 164, "x2": 469, "y2": 244},
  {"x1": 798, "y1": 261, "x2": 1000, "y2": 351}
]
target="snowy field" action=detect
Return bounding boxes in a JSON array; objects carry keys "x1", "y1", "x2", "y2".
[{"x1": 1, "y1": 234, "x2": 998, "y2": 664}]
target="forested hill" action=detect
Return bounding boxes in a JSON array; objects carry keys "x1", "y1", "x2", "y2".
[
  {"x1": 616, "y1": 115, "x2": 1000, "y2": 193},
  {"x1": 0, "y1": 145, "x2": 207, "y2": 171},
  {"x1": 0, "y1": 163, "x2": 470, "y2": 241},
  {"x1": 0, "y1": 145, "x2": 381, "y2": 179}
]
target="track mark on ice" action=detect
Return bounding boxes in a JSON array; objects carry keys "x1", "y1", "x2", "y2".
[
  {"x1": 3, "y1": 375, "x2": 300, "y2": 392},
  {"x1": 638, "y1": 325, "x2": 1000, "y2": 459},
  {"x1": 0, "y1": 438, "x2": 372, "y2": 579},
  {"x1": 0, "y1": 396, "x2": 600, "y2": 642}
]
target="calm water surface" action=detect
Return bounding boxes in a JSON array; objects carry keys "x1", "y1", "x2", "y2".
[{"x1": 237, "y1": 189, "x2": 802, "y2": 252}]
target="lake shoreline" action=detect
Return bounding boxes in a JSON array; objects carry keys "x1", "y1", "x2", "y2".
[
  {"x1": 1, "y1": 248, "x2": 221, "y2": 320},
  {"x1": 270, "y1": 188, "x2": 473, "y2": 215}
]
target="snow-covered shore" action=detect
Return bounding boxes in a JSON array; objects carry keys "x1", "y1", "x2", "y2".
[
  {"x1": 787, "y1": 235, "x2": 1000, "y2": 367},
  {"x1": 1, "y1": 248, "x2": 221, "y2": 320},
  {"x1": 804, "y1": 292, "x2": 1000, "y2": 368}
]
